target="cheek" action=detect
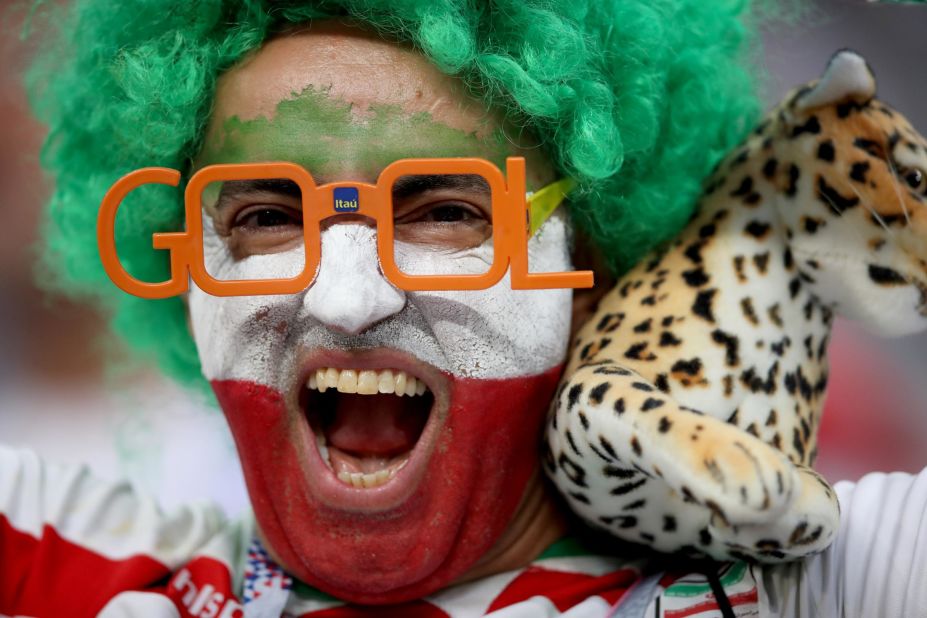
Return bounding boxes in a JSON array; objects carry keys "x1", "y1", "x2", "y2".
[
  {"x1": 416, "y1": 286, "x2": 572, "y2": 378},
  {"x1": 189, "y1": 240, "x2": 307, "y2": 386},
  {"x1": 407, "y1": 216, "x2": 575, "y2": 378},
  {"x1": 201, "y1": 218, "x2": 308, "y2": 281}
]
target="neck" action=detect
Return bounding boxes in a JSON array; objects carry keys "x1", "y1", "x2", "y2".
[{"x1": 453, "y1": 470, "x2": 568, "y2": 585}]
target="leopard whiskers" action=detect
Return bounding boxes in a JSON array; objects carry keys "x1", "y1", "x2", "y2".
[
  {"x1": 818, "y1": 187, "x2": 876, "y2": 249},
  {"x1": 845, "y1": 181, "x2": 896, "y2": 239},
  {"x1": 886, "y1": 162, "x2": 914, "y2": 226}
]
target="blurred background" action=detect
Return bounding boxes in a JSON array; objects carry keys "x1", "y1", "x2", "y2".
[{"x1": 1, "y1": 0, "x2": 925, "y2": 518}]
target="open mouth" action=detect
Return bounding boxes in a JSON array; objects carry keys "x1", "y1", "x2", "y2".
[
  {"x1": 302, "y1": 368, "x2": 435, "y2": 490},
  {"x1": 918, "y1": 281, "x2": 927, "y2": 316}
]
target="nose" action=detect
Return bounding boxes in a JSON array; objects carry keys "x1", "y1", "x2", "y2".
[{"x1": 300, "y1": 223, "x2": 406, "y2": 335}]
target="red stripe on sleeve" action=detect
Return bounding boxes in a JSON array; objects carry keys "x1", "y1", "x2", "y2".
[
  {"x1": 665, "y1": 590, "x2": 759, "y2": 618},
  {"x1": 0, "y1": 514, "x2": 171, "y2": 618}
]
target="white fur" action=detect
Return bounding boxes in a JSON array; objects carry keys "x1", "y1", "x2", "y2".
[{"x1": 796, "y1": 50, "x2": 876, "y2": 111}]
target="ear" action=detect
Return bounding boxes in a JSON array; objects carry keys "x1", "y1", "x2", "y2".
[{"x1": 794, "y1": 49, "x2": 876, "y2": 112}]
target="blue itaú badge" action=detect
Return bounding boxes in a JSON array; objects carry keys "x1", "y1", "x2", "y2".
[{"x1": 333, "y1": 187, "x2": 359, "y2": 212}]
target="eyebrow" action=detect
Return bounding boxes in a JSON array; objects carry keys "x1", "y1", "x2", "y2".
[
  {"x1": 216, "y1": 179, "x2": 302, "y2": 210},
  {"x1": 390, "y1": 174, "x2": 491, "y2": 199},
  {"x1": 213, "y1": 174, "x2": 492, "y2": 209}
]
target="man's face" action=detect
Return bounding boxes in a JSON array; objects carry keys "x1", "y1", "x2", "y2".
[{"x1": 189, "y1": 24, "x2": 574, "y2": 603}]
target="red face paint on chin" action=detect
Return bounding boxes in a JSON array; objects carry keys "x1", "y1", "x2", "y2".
[{"x1": 213, "y1": 366, "x2": 561, "y2": 604}]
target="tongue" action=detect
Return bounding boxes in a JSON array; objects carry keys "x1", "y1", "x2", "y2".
[{"x1": 324, "y1": 393, "x2": 428, "y2": 457}]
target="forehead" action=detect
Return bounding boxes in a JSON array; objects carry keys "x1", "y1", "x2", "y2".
[
  {"x1": 209, "y1": 23, "x2": 492, "y2": 135},
  {"x1": 200, "y1": 22, "x2": 554, "y2": 188}
]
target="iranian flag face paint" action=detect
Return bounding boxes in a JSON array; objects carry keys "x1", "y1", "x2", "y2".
[{"x1": 188, "y1": 25, "x2": 575, "y2": 603}]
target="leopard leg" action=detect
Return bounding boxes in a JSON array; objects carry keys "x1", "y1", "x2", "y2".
[
  {"x1": 545, "y1": 361, "x2": 822, "y2": 560},
  {"x1": 705, "y1": 463, "x2": 840, "y2": 561}
]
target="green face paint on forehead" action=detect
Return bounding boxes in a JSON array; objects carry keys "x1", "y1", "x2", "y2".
[{"x1": 198, "y1": 86, "x2": 511, "y2": 180}]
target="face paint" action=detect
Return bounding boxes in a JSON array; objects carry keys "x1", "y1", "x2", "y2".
[
  {"x1": 190, "y1": 215, "x2": 572, "y2": 601},
  {"x1": 198, "y1": 86, "x2": 510, "y2": 179},
  {"x1": 195, "y1": 216, "x2": 573, "y2": 379},
  {"x1": 189, "y1": 30, "x2": 573, "y2": 602}
]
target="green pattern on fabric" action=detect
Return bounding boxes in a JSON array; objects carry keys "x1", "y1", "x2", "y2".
[
  {"x1": 663, "y1": 561, "x2": 748, "y2": 597},
  {"x1": 291, "y1": 579, "x2": 342, "y2": 603},
  {"x1": 536, "y1": 536, "x2": 597, "y2": 560}
]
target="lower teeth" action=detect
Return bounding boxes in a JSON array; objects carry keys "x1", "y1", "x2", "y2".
[
  {"x1": 337, "y1": 469, "x2": 395, "y2": 489},
  {"x1": 316, "y1": 434, "x2": 332, "y2": 469},
  {"x1": 319, "y1": 444, "x2": 330, "y2": 468},
  {"x1": 316, "y1": 431, "x2": 408, "y2": 489}
]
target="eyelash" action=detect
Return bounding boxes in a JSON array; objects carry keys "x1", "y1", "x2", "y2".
[
  {"x1": 232, "y1": 205, "x2": 302, "y2": 229},
  {"x1": 228, "y1": 200, "x2": 488, "y2": 229},
  {"x1": 399, "y1": 201, "x2": 488, "y2": 224}
]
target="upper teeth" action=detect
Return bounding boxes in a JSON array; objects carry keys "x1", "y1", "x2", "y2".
[{"x1": 307, "y1": 367, "x2": 428, "y2": 397}]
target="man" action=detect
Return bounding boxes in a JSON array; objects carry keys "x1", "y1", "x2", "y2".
[
  {"x1": 5, "y1": 1, "x2": 926, "y2": 616},
  {"x1": 189, "y1": 22, "x2": 582, "y2": 602}
]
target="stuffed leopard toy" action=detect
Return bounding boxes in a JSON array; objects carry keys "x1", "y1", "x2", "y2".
[{"x1": 545, "y1": 50, "x2": 927, "y2": 563}]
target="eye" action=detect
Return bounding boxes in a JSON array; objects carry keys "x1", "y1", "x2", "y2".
[
  {"x1": 398, "y1": 201, "x2": 487, "y2": 225},
  {"x1": 233, "y1": 206, "x2": 302, "y2": 230},
  {"x1": 420, "y1": 203, "x2": 482, "y2": 223},
  {"x1": 393, "y1": 200, "x2": 491, "y2": 250},
  {"x1": 901, "y1": 168, "x2": 926, "y2": 193}
]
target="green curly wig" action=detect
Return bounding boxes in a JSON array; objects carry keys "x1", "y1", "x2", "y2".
[{"x1": 27, "y1": 0, "x2": 772, "y2": 390}]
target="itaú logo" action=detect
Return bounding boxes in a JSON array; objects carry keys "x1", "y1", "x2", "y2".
[{"x1": 332, "y1": 186, "x2": 360, "y2": 212}]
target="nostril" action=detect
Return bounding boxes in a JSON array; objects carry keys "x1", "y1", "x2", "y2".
[{"x1": 303, "y1": 281, "x2": 406, "y2": 335}]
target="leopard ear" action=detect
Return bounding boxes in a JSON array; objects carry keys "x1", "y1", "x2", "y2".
[{"x1": 794, "y1": 50, "x2": 876, "y2": 112}]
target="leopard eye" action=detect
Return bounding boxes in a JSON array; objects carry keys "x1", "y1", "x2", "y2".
[{"x1": 902, "y1": 168, "x2": 926, "y2": 193}]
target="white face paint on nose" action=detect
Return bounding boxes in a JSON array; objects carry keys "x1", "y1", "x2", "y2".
[{"x1": 301, "y1": 223, "x2": 406, "y2": 335}]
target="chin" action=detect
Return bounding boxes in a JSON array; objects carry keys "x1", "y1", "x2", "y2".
[{"x1": 212, "y1": 348, "x2": 562, "y2": 604}]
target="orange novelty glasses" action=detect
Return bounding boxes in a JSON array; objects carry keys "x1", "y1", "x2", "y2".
[{"x1": 97, "y1": 157, "x2": 594, "y2": 298}]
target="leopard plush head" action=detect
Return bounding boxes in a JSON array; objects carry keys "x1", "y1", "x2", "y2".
[{"x1": 768, "y1": 50, "x2": 927, "y2": 336}]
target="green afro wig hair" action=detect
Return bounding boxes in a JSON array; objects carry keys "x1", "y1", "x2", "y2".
[{"x1": 27, "y1": 0, "x2": 772, "y2": 391}]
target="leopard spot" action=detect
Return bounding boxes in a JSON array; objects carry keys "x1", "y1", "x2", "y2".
[
  {"x1": 733, "y1": 256, "x2": 747, "y2": 283},
  {"x1": 817, "y1": 175, "x2": 859, "y2": 214},
  {"x1": 613, "y1": 398, "x2": 626, "y2": 415},
  {"x1": 711, "y1": 330, "x2": 741, "y2": 366},
  {"x1": 588, "y1": 382, "x2": 612, "y2": 405},
  {"x1": 592, "y1": 438, "x2": 618, "y2": 465},
  {"x1": 630, "y1": 436, "x2": 643, "y2": 457},
  {"x1": 745, "y1": 220, "x2": 772, "y2": 239},
  {"x1": 791, "y1": 115, "x2": 821, "y2": 137},
  {"x1": 740, "y1": 298, "x2": 759, "y2": 326},
  {"x1": 753, "y1": 252, "x2": 770, "y2": 274},
  {"x1": 699, "y1": 528, "x2": 713, "y2": 546},
  {"x1": 682, "y1": 267, "x2": 710, "y2": 287},
  {"x1": 850, "y1": 161, "x2": 870, "y2": 183},
  {"x1": 567, "y1": 383, "x2": 583, "y2": 409},
  {"x1": 868, "y1": 264, "x2": 907, "y2": 285},
  {"x1": 658, "y1": 416, "x2": 673, "y2": 433},
  {"x1": 692, "y1": 289, "x2": 717, "y2": 323},
  {"x1": 641, "y1": 397, "x2": 665, "y2": 412},
  {"x1": 816, "y1": 139, "x2": 835, "y2": 162},
  {"x1": 610, "y1": 478, "x2": 647, "y2": 496}
]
